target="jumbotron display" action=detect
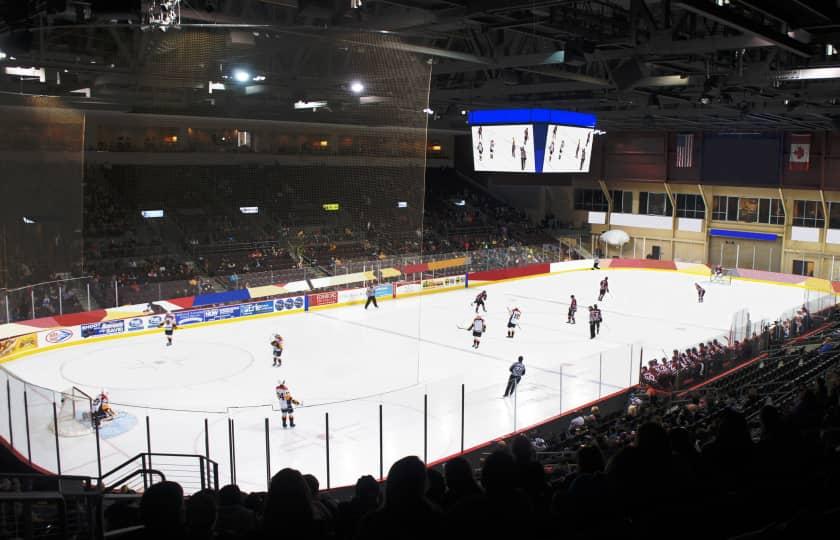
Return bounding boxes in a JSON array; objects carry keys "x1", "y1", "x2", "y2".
[
  {"x1": 468, "y1": 109, "x2": 597, "y2": 174},
  {"x1": 471, "y1": 124, "x2": 536, "y2": 172}
]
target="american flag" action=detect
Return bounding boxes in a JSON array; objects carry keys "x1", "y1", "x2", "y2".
[{"x1": 675, "y1": 133, "x2": 694, "y2": 168}]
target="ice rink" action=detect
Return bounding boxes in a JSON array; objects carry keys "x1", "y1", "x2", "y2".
[{"x1": 3, "y1": 268, "x2": 817, "y2": 491}]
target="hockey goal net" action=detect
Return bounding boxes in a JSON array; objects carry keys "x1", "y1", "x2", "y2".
[
  {"x1": 710, "y1": 267, "x2": 733, "y2": 285},
  {"x1": 49, "y1": 387, "x2": 94, "y2": 437}
]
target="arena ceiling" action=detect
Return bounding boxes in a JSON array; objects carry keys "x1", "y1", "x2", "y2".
[{"x1": 1, "y1": 0, "x2": 840, "y2": 131}]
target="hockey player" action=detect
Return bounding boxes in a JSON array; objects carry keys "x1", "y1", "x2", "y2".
[
  {"x1": 489, "y1": 139, "x2": 495, "y2": 159},
  {"x1": 695, "y1": 283, "x2": 706, "y2": 303},
  {"x1": 473, "y1": 290, "x2": 488, "y2": 313},
  {"x1": 588, "y1": 306, "x2": 597, "y2": 339},
  {"x1": 93, "y1": 390, "x2": 116, "y2": 424},
  {"x1": 593, "y1": 304, "x2": 603, "y2": 335},
  {"x1": 365, "y1": 284, "x2": 379, "y2": 310},
  {"x1": 476, "y1": 140, "x2": 484, "y2": 161},
  {"x1": 503, "y1": 356, "x2": 526, "y2": 397},
  {"x1": 467, "y1": 314, "x2": 486, "y2": 349},
  {"x1": 159, "y1": 312, "x2": 177, "y2": 346},
  {"x1": 506, "y1": 307, "x2": 522, "y2": 338},
  {"x1": 270, "y1": 334, "x2": 284, "y2": 367},
  {"x1": 275, "y1": 381, "x2": 301, "y2": 428},
  {"x1": 598, "y1": 276, "x2": 609, "y2": 301},
  {"x1": 567, "y1": 295, "x2": 577, "y2": 324}
]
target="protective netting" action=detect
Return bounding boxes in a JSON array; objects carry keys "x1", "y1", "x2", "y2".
[
  {"x1": 1, "y1": 27, "x2": 431, "y2": 317},
  {"x1": 0, "y1": 100, "x2": 85, "y2": 319}
]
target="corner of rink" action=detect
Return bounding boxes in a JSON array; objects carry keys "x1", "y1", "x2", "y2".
[{"x1": 675, "y1": 261, "x2": 712, "y2": 276}]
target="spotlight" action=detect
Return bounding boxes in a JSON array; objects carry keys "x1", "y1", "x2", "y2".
[
  {"x1": 0, "y1": 52, "x2": 6, "y2": 60},
  {"x1": 233, "y1": 70, "x2": 250, "y2": 82},
  {"x1": 422, "y1": 108, "x2": 434, "y2": 115},
  {"x1": 350, "y1": 81, "x2": 364, "y2": 94},
  {"x1": 460, "y1": 109, "x2": 467, "y2": 116}
]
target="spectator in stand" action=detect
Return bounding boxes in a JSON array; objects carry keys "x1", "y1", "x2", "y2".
[
  {"x1": 336, "y1": 475, "x2": 381, "y2": 540},
  {"x1": 131, "y1": 480, "x2": 185, "y2": 539},
  {"x1": 185, "y1": 490, "x2": 216, "y2": 540},
  {"x1": 356, "y1": 456, "x2": 442, "y2": 540},
  {"x1": 216, "y1": 484, "x2": 256, "y2": 540}
]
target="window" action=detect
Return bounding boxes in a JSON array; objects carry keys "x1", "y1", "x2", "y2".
[
  {"x1": 610, "y1": 190, "x2": 633, "y2": 213},
  {"x1": 792, "y1": 259, "x2": 814, "y2": 277},
  {"x1": 792, "y1": 200, "x2": 824, "y2": 228},
  {"x1": 676, "y1": 194, "x2": 705, "y2": 219},
  {"x1": 737, "y1": 198, "x2": 758, "y2": 223},
  {"x1": 759, "y1": 199, "x2": 785, "y2": 225},
  {"x1": 639, "y1": 192, "x2": 672, "y2": 216},
  {"x1": 829, "y1": 202, "x2": 840, "y2": 229},
  {"x1": 574, "y1": 189, "x2": 608, "y2": 211},
  {"x1": 712, "y1": 196, "x2": 784, "y2": 224}
]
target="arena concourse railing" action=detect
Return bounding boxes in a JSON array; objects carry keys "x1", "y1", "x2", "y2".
[{"x1": 0, "y1": 246, "x2": 837, "y2": 493}]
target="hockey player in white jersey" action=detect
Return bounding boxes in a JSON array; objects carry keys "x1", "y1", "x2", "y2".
[
  {"x1": 467, "y1": 314, "x2": 486, "y2": 349},
  {"x1": 275, "y1": 381, "x2": 301, "y2": 428},
  {"x1": 506, "y1": 307, "x2": 522, "y2": 338},
  {"x1": 159, "y1": 312, "x2": 177, "y2": 346}
]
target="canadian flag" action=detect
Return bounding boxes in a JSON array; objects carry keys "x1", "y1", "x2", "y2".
[{"x1": 789, "y1": 133, "x2": 811, "y2": 171}]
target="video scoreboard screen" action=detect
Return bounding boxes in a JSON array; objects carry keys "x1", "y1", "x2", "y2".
[
  {"x1": 467, "y1": 109, "x2": 597, "y2": 174},
  {"x1": 542, "y1": 125, "x2": 594, "y2": 173},
  {"x1": 471, "y1": 124, "x2": 536, "y2": 173}
]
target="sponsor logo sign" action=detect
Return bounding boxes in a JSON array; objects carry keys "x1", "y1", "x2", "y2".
[
  {"x1": 274, "y1": 296, "x2": 305, "y2": 312},
  {"x1": 175, "y1": 309, "x2": 206, "y2": 326},
  {"x1": 421, "y1": 275, "x2": 465, "y2": 290},
  {"x1": 0, "y1": 334, "x2": 38, "y2": 358},
  {"x1": 374, "y1": 284, "x2": 393, "y2": 297},
  {"x1": 308, "y1": 291, "x2": 338, "y2": 307},
  {"x1": 80, "y1": 320, "x2": 125, "y2": 338},
  {"x1": 127, "y1": 318, "x2": 145, "y2": 331},
  {"x1": 240, "y1": 300, "x2": 275, "y2": 316},
  {"x1": 45, "y1": 328, "x2": 74, "y2": 344},
  {"x1": 147, "y1": 315, "x2": 163, "y2": 329}
]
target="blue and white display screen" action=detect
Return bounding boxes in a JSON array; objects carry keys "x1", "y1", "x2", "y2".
[
  {"x1": 471, "y1": 124, "x2": 536, "y2": 173},
  {"x1": 542, "y1": 125, "x2": 594, "y2": 173}
]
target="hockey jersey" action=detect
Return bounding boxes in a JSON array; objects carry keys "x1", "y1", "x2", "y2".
[{"x1": 469, "y1": 318, "x2": 485, "y2": 333}]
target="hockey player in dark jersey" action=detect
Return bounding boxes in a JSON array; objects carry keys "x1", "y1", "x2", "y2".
[
  {"x1": 503, "y1": 356, "x2": 526, "y2": 397},
  {"x1": 472, "y1": 290, "x2": 488, "y2": 313},
  {"x1": 593, "y1": 304, "x2": 602, "y2": 335},
  {"x1": 598, "y1": 277, "x2": 609, "y2": 301},
  {"x1": 467, "y1": 315, "x2": 486, "y2": 349},
  {"x1": 506, "y1": 307, "x2": 522, "y2": 338},
  {"x1": 567, "y1": 295, "x2": 577, "y2": 324},
  {"x1": 695, "y1": 283, "x2": 705, "y2": 303},
  {"x1": 270, "y1": 334, "x2": 284, "y2": 367}
]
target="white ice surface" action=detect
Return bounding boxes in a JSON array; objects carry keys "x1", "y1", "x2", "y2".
[{"x1": 2, "y1": 269, "x2": 816, "y2": 491}]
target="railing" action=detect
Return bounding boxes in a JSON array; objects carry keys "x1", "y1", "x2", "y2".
[
  {"x1": 0, "y1": 242, "x2": 579, "y2": 325},
  {"x1": 100, "y1": 453, "x2": 218, "y2": 494}
]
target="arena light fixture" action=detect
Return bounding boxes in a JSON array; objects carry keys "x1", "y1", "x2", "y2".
[
  {"x1": 422, "y1": 107, "x2": 434, "y2": 115},
  {"x1": 252, "y1": 75, "x2": 266, "y2": 82},
  {"x1": 294, "y1": 100, "x2": 328, "y2": 110},
  {"x1": 141, "y1": 210, "x2": 165, "y2": 219},
  {"x1": 454, "y1": 200, "x2": 466, "y2": 207},
  {"x1": 0, "y1": 52, "x2": 6, "y2": 60},
  {"x1": 239, "y1": 206, "x2": 259, "y2": 214},
  {"x1": 233, "y1": 70, "x2": 251, "y2": 82},
  {"x1": 350, "y1": 81, "x2": 364, "y2": 93},
  {"x1": 22, "y1": 216, "x2": 36, "y2": 224},
  {"x1": 397, "y1": 201, "x2": 408, "y2": 208}
]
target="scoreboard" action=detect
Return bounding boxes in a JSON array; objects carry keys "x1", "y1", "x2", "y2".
[{"x1": 467, "y1": 109, "x2": 597, "y2": 173}]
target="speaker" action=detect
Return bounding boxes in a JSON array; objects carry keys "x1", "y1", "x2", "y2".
[{"x1": 610, "y1": 57, "x2": 646, "y2": 91}]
